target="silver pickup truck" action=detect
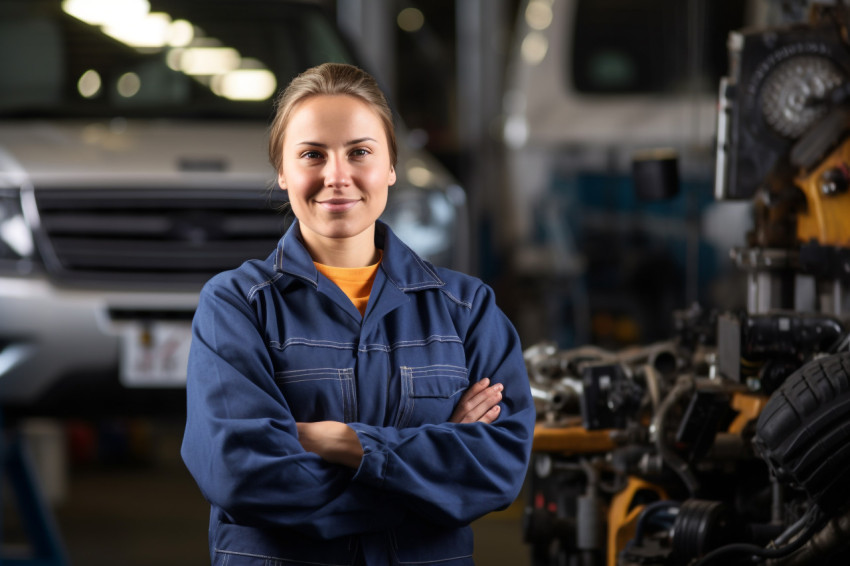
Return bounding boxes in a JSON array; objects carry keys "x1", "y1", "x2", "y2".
[{"x1": 0, "y1": 0, "x2": 467, "y2": 413}]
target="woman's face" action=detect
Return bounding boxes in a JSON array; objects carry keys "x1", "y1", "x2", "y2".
[{"x1": 278, "y1": 94, "x2": 396, "y2": 260}]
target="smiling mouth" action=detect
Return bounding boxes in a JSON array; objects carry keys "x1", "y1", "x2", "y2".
[{"x1": 317, "y1": 198, "x2": 360, "y2": 213}]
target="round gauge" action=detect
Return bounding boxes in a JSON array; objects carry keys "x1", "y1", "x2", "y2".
[{"x1": 759, "y1": 55, "x2": 845, "y2": 139}]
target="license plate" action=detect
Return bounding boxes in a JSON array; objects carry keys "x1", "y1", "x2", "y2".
[{"x1": 119, "y1": 321, "x2": 192, "y2": 387}]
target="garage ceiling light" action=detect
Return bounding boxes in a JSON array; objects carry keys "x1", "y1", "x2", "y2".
[
  {"x1": 103, "y1": 12, "x2": 171, "y2": 49},
  {"x1": 212, "y1": 69, "x2": 277, "y2": 101},
  {"x1": 62, "y1": 0, "x2": 149, "y2": 27},
  {"x1": 62, "y1": 0, "x2": 276, "y2": 101}
]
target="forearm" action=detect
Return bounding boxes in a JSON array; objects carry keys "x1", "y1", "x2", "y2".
[
  {"x1": 297, "y1": 376, "x2": 506, "y2": 470},
  {"x1": 183, "y1": 402, "x2": 408, "y2": 537},
  {"x1": 297, "y1": 421, "x2": 364, "y2": 469},
  {"x1": 348, "y1": 408, "x2": 535, "y2": 526},
  {"x1": 185, "y1": 284, "x2": 405, "y2": 537}
]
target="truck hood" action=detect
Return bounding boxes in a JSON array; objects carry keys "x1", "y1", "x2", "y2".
[{"x1": 0, "y1": 119, "x2": 275, "y2": 187}]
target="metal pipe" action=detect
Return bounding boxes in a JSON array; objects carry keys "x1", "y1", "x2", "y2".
[
  {"x1": 768, "y1": 505, "x2": 850, "y2": 566},
  {"x1": 651, "y1": 375, "x2": 701, "y2": 496}
]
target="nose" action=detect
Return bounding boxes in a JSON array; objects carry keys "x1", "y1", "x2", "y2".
[{"x1": 324, "y1": 154, "x2": 351, "y2": 188}]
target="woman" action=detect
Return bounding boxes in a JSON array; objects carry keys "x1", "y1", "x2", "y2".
[{"x1": 181, "y1": 62, "x2": 535, "y2": 566}]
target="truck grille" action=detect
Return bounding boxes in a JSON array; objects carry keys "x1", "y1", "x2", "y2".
[{"x1": 33, "y1": 188, "x2": 290, "y2": 287}]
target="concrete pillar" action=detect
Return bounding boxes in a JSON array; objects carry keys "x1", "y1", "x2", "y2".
[
  {"x1": 456, "y1": 0, "x2": 511, "y2": 276},
  {"x1": 336, "y1": 0, "x2": 397, "y2": 101}
]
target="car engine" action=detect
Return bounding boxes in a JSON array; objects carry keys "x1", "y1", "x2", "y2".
[{"x1": 522, "y1": 3, "x2": 850, "y2": 565}]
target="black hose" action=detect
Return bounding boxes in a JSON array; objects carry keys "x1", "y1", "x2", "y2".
[
  {"x1": 689, "y1": 506, "x2": 823, "y2": 566},
  {"x1": 652, "y1": 376, "x2": 700, "y2": 496},
  {"x1": 772, "y1": 510, "x2": 812, "y2": 546}
]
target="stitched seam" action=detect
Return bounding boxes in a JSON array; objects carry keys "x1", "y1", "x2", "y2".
[
  {"x1": 275, "y1": 232, "x2": 319, "y2": 288},
  {"x1": 270, "y1": 338, "x2": 358, "y2": 351},
  {"x1": 409, "y1": 374, "x2": 416, "y2": 427},
  {"x1": 364, "y1": 336, "x2": 463, "y2": 353},
  {"x1": 389, "y1": 337, "x2": 459, "y2": 346},
  {"x1": 338, "y1": 368, "x2": 351, "y2": 423},
  {"x1": 409, "y1": 365, "x2": 467, "y2": 374},
  {"x1": 380, "y1": 247, "x2": 444, "y2": 290},
  {"x1": 270, "y1": 335, "x2": 462, "y2": 352},
  {"x1": 394, "y1": 366, "x2": 413, "y2": 428},
  {"x1": 408, "y1": 252, "x2": 443, "y2": 284},
  {"x1": 399, "y1": 281, "x2": 442, "y2": 291},
  {"x1": 397, "y1": 555, "x2": 474, "y2": 565},
  {"x1": 274, "y1": 376, "x2": 347, "y2": 384},
  {"x1": 437, "y1": 288, "x2": 472, "y2": 309},
  {"x1": 276, "y1": 367, "x2": 351, "y2": 376},
  {"x1": 344, "y1": 368, "x2": 356, "y2": 423},
  {"x1": 408, "y1": 365, "x2": 468, "y2": 398},
  {"x1": 275, "y1": 240, "x2": 284, "y2": 269},
  {"x1": 384, "y1": 336, "x2": 462, "y2": 351},
  {"x1": 214, "y1": 549, "x2": 349, "y2": 566},
  {"x1": 391, "y1": 547, "x2": 474, "y2": 565},
  {"x1": 412, "y1": 372, "x2": 467, "y2": 377},
  {"x1": 247, "y1": 272, "x2": 285, "y2": 302}
]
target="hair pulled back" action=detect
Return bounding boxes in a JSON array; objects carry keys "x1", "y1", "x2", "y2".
[{"x1": 268, "y1": 63, "x2": 397, "y2": 175}]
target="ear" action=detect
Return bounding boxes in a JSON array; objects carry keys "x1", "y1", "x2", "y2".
[
  {"x1": 388, "y1": 166, "x2": 397, "y2": 187},
  {"x1": 277, "y1": 171, "x2": 287, "y2": 191}
]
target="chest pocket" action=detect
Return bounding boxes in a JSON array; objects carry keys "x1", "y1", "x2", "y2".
[
  {"x1": 396, "y1": 365, "x2": 468, "y2": 428},
  {"x1": 274, "y1": 368, "x2": 357, "y2": 423}
]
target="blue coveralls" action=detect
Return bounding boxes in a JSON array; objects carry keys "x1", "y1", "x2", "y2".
[{"x1": 181, "y1": 220, "x2": 536, "y2": 565}]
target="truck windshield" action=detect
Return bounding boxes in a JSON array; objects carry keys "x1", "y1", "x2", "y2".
[
  {"x1": 0, "y1": 0, "x2": 352, "y2": 119},
  {"x1": 572, "y1": 0, "x2": 746, "y2": 94}
]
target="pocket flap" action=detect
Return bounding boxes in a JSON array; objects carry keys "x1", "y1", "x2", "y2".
[{"x1": 408, "y1": 365, "x2": 468, "y2": 398}]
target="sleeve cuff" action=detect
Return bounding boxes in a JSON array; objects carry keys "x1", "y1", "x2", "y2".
[{"x1": 348, "y1": 423, "x2": 388, "y2": 488}]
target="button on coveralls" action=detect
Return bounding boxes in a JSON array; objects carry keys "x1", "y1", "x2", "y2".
[{"x1": 181, "y1": 220, "x2": 536, "y2": 565}]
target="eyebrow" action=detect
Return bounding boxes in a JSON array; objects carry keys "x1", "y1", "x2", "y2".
[{"x1": 296, "y1": 137, "x2": 378, "y2": 147}]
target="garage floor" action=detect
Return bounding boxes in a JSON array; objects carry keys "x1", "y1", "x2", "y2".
[{"x1": 5, "y1": 418, "x2": 531, "y2": 566}]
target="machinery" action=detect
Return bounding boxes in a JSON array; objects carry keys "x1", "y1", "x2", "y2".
[{"x1": 523, "y1": 3, "x2": 850, "y2": 565}]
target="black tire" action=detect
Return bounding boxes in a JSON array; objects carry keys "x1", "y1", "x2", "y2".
[{"x1": 754, "y1": 353, "x2": 850, "y2": 514}]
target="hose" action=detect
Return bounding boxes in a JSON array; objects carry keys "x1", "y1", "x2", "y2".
[
  {"x1": 651, "y1": 375, "x2": 700, "y2": 496},
  {"x1": 689, "y1": 505, "x2": 824, "y2": 566},
  {"x1": 642, "y1": 363, "x2": 662, "y2": 411}
]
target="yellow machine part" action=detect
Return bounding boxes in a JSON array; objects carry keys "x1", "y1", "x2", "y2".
[
  {"x1": 796, "y1": 139, "x2": 850, "y2": 246},
  {"x1": 532, "y1": 423, "x2": 617, "y2": 455},
  {"x1": 727, "y1": 392, "x2": 769, "y2": 435},
  {"x1": 607, "y1": 477, "x2": 668, "y2": 566}
]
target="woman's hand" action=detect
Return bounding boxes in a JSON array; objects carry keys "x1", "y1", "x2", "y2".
[
  {"x1": 449, "y1": 377, "x2": 503, "y2": 424},
  {"x1": 297, "y1": 421, "x2": 364, "y2": 469}
]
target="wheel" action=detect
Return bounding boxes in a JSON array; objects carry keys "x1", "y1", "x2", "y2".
[{"x1": 754, "y1": 353, "x2": 850, "y2": 514}]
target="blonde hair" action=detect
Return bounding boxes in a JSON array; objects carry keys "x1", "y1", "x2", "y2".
[{"x1": 268, "y1": 63, "x2": 398, "y2": 174}]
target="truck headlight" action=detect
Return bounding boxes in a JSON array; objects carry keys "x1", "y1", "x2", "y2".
[
  {"x1": 382, "y1": 184, "x2": 466, "y2": 268},
  {"x1": 0, "y1": 189, "x2": 37, "y2": 271}
]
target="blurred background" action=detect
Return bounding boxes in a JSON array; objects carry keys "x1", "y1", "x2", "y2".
[{"x1": 0, "y1": 0, "x2": 795, "y2": 564}]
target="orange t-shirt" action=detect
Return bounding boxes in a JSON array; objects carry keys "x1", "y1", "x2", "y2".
[{"x1": 313, "y1": 252, "x2": 383, "y2": 317}]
